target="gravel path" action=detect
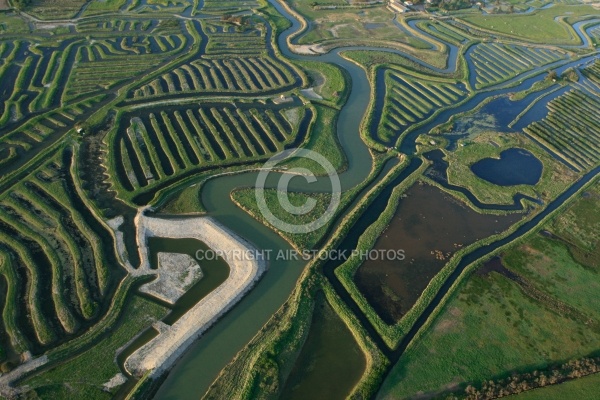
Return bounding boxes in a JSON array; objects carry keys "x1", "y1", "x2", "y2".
[{"x1": 0, "y1": 356, "x2": 48, "y2": 397}]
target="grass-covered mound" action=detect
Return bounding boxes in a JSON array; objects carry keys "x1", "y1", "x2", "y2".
[{"x1": 232, "y1": 187, "x2": 335, "y2": 251}]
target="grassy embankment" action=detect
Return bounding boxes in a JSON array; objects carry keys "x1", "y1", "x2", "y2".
[
  {"x1": 0, "y1": 151, "x2": 124, "y2": 361},
  {"x1": 293, "y1": 59, "x2": 349, "y2": 109},
  {"x1": 468, "y1": 42, "x2": 569, "y2": 89},
  {"x1": 131, "y1": 17, "x2": 300, "y2": 99},
  {"x1": 229, "y1": 143, "x2": 399, "y2": 252},
  {"x1": 204, "y1": 270, "x2": 388, "y2": 400},
  {"x1": 509, "y1": 78, "x2": 555, "y2": 101},
  {"x1": 200, "y1": 148, "x2": 417, "y2": 399},
  {"x1": 523, "y1": 89, "x2": 600, "y2": 173},
  {"x1": 3, "y1": 17, "x2": 199, "y2": 217},
  {"x1": 64, "y1": 21, "x2": 187, "y2": 103},
  {"x1": 0, "y1": 94, "x2": 105, "y2": 176},
  {"x1": 105, "y1": 11, "x2": 321, "y2": 205},
  {"x1": 107, "y1": 100, "x2": 315, "y2": 202},
  {"x1": 341, "y1": 28, "x2": 472, "y2": 152},
  {"x1": 373, "y1": 66, "x2": 467, "y2": 145},
  {"x1": 201, "y1": 0, "x2": 259, "y2": 15},
  {"x1": 140, "y1": 7, "x2": 313, "y2": 213},
  {"x1": 342, "y1": 46, "x2": 449, "y2": 76},
  {"x1": 231, "y1": 189, "x2": 334, "y2": 251},
  {"x1": 334, "y1": 161, "x2": 430, "y2": 348},
  {"x1": 416, "y1": 19, "x2": 473, "y2": 46}
]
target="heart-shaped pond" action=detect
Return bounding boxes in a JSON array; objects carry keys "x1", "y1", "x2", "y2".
[{"x1": 471, "y1": 148, "x2": 543, "y2": 186}]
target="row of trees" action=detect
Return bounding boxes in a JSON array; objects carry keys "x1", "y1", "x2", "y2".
[{"x1": 452, "y1": 356, "x2": 600, "y2": 399}]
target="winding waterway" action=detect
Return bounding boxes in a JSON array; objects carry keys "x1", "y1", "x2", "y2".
[{"x1": 155, "y1": 3, "x2": 600, "y2": 398}]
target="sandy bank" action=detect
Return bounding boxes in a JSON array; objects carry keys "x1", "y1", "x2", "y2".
[
  {"x1": 300, "y1": 87, "x2": 324, "y2": 100},
  {"x1": 291, "y1": 44, "x2": 327, "y2": 54}
]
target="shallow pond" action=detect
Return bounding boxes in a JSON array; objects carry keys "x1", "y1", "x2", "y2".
[
  {"x1": 478, "y1": 96, "x2": 527, "y2": 128},
  {"x1": 471, "y1": 148, "x2": 542, "y2": 186},
  {"x1": 280, "y1": 294, "x2": 366, "y2": 400},
  {"x1": 354, "y1": 183, "x2": 521, "y2": 324},
  {"x1": 364, "y1": 23, "x2": 385, "y2": 30}
]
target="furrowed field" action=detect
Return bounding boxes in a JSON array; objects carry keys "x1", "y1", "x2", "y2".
[
  {"x1": 523, "y1": 89, "x2": 600, "y2": 172},
  {"x1": 111, "y1": 103, "x2": 311, "y2": 195},
  {"x1": 0, "y1": 151, "x2": 123, "y2": 366}
]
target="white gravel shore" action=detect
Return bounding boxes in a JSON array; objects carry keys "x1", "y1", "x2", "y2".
[
  {"x1": 291, "y1": 44, "x2": 326, "y2": 54},
  {"x1": 124, "y1": 212, "x2": 267, "y2": 378}
]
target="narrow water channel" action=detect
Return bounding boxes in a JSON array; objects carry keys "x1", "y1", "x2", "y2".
[
  {"x1": 280, "y1": 294, "x2": 366, "y2": 400},
  {"x1": 155, "y1": 2, "x2": 600, "y2": 398}
]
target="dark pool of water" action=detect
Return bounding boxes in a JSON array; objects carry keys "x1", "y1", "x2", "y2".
[
  {"x1": 354, "y1": 183, "x2": 521, "y2": 324},
  {"x1": 476, "y1": 256, "x2": 514, "y2": 278},
  {"x1": 443, "y1": 87, "x2": 564, "y2": 151},
  {"x1": 116, "y1": 325, "x2": 159, "y2": 374},
  {"x1": 280, "y1": 294, "x2": 366, "y2": 400},
  {"x1": 471, "y1": 148, "x2": 542, "y2": 186},
  {"x1": 423, "y1": 150, "x2": 541, "y2": 210},
  {"x1": 145, "y1": 237, "x2": 230, "y2": 325},
  {"x1": 478, "y1": 96, "x2": 527, "y2": 128},
  {"x1": 364, "y1": 23, "x2": 385, "y2": 30}
]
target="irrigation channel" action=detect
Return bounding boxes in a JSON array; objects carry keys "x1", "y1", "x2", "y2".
[{"x1": 148, "y1": 3, "x2": 600, "y2": 398}]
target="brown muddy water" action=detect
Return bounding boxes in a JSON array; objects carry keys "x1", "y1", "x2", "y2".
[
  {"x1": 280, "y1": 294, "x2": 366, "y2": 400},
  {"x1": 354, "y1": 182, "x2": 522, "y2": 324}
]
